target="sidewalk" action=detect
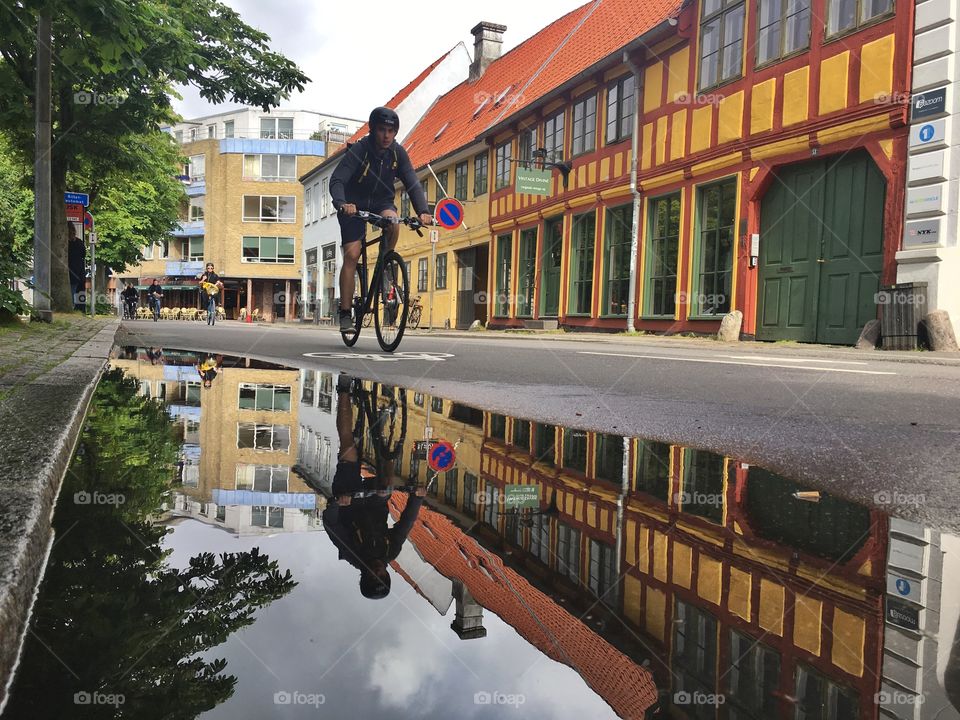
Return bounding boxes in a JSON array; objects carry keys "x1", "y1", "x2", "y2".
[
  {"x1": 239, "y1": 319, "x2": 960, "y2": 367},
  {"x1": 0, "y1": 314, "x2": 114, "y2": 403}
]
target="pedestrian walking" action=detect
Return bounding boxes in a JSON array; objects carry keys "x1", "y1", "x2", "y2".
[{"x1": 198, "y1": 263, "x2": 224, "y2": 326}]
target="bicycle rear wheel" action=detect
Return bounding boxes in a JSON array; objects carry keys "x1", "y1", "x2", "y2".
[
  {"x1": 373, "y1": 251, "x2": 409, "y2": 353},
  {"x1": 409, "y1": 306, "x2": 421, "y2": 329}
]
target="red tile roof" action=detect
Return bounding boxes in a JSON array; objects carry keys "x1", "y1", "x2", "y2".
[
  {"x1": 346, "y1": 44, "x2": 465, "y2": 145},
  {"x1": 389, "y1": 493, "x2": 660, "y2": 718},
  {"x1": 405, "y1": 0, "x2": 680, "y2": 169}
]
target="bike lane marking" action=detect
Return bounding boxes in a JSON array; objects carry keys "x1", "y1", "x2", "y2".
[{"x1": 303, "y1": 351, "x2": 455, "y2": 362}]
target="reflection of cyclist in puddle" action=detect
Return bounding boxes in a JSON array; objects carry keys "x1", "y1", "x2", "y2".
[
  {"x1": 146, "y1": 347, "x2": 164, "y2": 365},
  {"x1": 322, "y1": 374, "x2": 425, "y2": 599},
  {"x1": 195, "y1": 355, "x2": 222, "y2": 388}
]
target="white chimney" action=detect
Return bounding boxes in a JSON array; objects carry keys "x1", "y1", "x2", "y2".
[{"x1": 469, "y1": 21, "x2": 507, "y2": 81}]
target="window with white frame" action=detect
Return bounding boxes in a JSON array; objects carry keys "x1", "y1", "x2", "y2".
[
  {"x1": 311, "y1": 181, "x2": 320, "y2": 221},
  {"x1": 251, "y1": 506, "x2": 285, "y2": 528},
  {"x1": 305, "y1": 186, "x2": 314, "y2": 224},
  {"x1": 418, "y1": 258, "x2": 428, "y2": 292},
  {"x1": 207, "y1": 124, "x2": 216, "y2": 138},
  {"x1": 237, "y1": 422, "x2": 291, "y2": 451},
  {"x1": 236, "y1": 464, "x2": 290, "y2": 492},
  {"x1": 321, "y1": 178, "x2": 330, "y2": 217},
  {"x1": 243, "y1": 154, "x2": 297, "y2": 181},
  {"x1": 189, "y1": 154, "x2": 205, "y2": 180},
  {"x1": 242, "y1": 195, "x2": 296, "y2": 223},
  {"x1": 187, "y1": 237, "x2": 204, "y2": 261},
  {"x1": 571, "y1": 93, "x2": 597, "y2": 156},
  {"x1": 224, "y1": 120, "x2": 234, "y2": 138},
  {"x1": 156, "y1": 239, "x2": 170, "y2": 259},
  {"x1": 260, "y1": 117, "x2": 294, "y2": 139},
  {"x1": 238, "y1": 383, "x2": 292, "y2": 411},
  {"x1": 190, "y1": 127, "x2": 199, "y2": 141},
  {"x1": 142, "y1": 243, "x2": 154, "y2": 260},
  {"x1": 174, "y1": 130, "x2": 183, "y2": 143},
  {"x1": 189, "y1": 198, "x2": 204, "y2": 222},
  {"x1": 242, "y1": 236, "x2": 295, "y2": 263}
]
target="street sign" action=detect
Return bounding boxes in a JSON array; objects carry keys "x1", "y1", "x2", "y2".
[
  {"x1": 888, "y1": 573, "x2": 923, "y2": 604},
  {"x1": 427, "y1": 440, "x2": 456, "y2": 472},
  {"x1": 65, "y1": 203, "x2": 84, "y2": 222},
  {"x1": 83, "y1": 211, "x2": 94, "y2": 230},
  {"x1": 886, "y1": 598, "x2": 920, "y2": 631},
  {"x1": 429, "y1": 229, "x2": 439, "y2": 244},
  {"x1": 434, "y1": 198, "x2": 464, "y2": 229},
  {"x1": 515, "y1": 167, "x2": 552, "y2": 196},
  {"x1": 413, "y1": 440, "x2": 433, "y2": 459},
  {"x1": 505, "y1": 485, "x2": 539, "y2": 510},
  {"x1": 64, "y1": 191, "x2": 89, "y2": 207}
]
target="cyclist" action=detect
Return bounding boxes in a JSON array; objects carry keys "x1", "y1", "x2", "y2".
[
  {"x1": 147, "y1": 280, "x2": 163, "y2": 321},
  {"x1": 330, "y1": 106, "x2": 433, "y2": 332},
  {"x1": 121, "y1": 282, "x2": 138, "y2": 320},
  {"x1": 322, "y1": 374, "x2": 425, "y2": 599}
]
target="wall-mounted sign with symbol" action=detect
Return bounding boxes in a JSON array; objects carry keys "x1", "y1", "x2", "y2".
[
  {"x1": 427, "y1": 440, "x2": 456, "y2": 472},
  {"x1": 434, "y1": 198, "x2": 464, "y2": 230},
  {"x1": 887, "y1": 572, "x2": 922, "y2": 604}
]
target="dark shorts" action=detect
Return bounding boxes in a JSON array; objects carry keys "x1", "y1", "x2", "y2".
[
  {"x1": 338, "y1": 204, "x2": 398, "y2": 246},
  {"x1": 332, "y1": 460, "x2": 382, "y2": 496}
]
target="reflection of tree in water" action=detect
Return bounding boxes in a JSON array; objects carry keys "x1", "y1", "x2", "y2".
[{"x1": 4, "y1": 370, "x2": 296, "y2": 720}]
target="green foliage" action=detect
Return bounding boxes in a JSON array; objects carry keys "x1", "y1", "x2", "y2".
[
  {"x1": 0, "y1": 134, "x2": 35, "y2": 317},
  {"x1": 4, "y1": 369, "x2": 298, "y2": 718}
]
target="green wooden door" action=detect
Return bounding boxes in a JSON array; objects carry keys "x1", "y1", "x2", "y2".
[
  {"x1": 541, "y1": 218, "x2": 563, "y2": 316},
  {"x1": 758, "y1": 152, "x2": 884, "y2": 344}
]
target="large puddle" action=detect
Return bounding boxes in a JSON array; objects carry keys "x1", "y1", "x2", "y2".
[{"x1": 3, "y1": 347, "x2": 958, "y2": 719}]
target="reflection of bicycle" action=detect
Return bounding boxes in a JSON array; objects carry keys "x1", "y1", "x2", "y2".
[
  {"x1": 409, "y1": 296, "x2": 423, "y2": 329},
  {"x1": 352, "y1": 380, "x2": 408, "y2": 469},
  {"x1": 341, "y1": 211, "x2": 426, "y2": 352}
]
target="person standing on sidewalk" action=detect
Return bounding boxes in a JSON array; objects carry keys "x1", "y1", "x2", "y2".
[{"x1": 198, "y1": 263, "x2": 224, "y2": 326}]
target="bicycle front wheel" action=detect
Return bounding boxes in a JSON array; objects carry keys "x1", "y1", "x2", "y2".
[
  {"x1": 373, "y1": 251, "x2": 410, "y2": 352},
  {"x1": 409, "y1": 306, "x2": 421, "y2": 329}
]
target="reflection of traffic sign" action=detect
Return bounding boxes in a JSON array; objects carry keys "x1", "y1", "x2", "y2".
[
  {"x1": 413, "y1": 440, "x2": 433, "y2": 460},
  {"x1": 434, "y1": 198, "x2": 464, "y2": 229},
  {"x1": 64, "y1": 191, "x2": 89, "y2": 207},
  {"x1": 428, "y1": 440, "x2": 456, "y2": 472},
  {"x1": 66, "y1": 203, "x2": 84, "y2": 222}
]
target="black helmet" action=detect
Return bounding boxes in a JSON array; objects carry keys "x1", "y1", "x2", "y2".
[{"x1": 368, "y1": 106, "x2": 399, "y2": 132}]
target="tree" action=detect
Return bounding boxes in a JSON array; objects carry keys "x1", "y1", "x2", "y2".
[
  {"x1": 4, "y1": 370, "x2": 298, "y2": 718},
  {"x1": 0, "y1": 0, "x2": 309, "y2": 309},
  {"x1": 0, "y1": 133, "x2": 34, "y2": 318},
  {"x1": 72, "y1": 130, "x2": 187, "y2": 292}
]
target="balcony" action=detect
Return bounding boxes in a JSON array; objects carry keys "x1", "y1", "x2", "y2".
[
  {"x1": 219, "y1": 137, "x2": 325, "y2": 158},
  {"x1": 175, "y1": 220, "x2": 204, "y2": 237},
  {"x1": 166, "y1": 260, "x2": 205, "y2": 277},
  {"x1": 185, "y1": 179, "x2": 206, "y2": 197}
]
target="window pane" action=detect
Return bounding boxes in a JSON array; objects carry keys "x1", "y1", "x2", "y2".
[
  {"x1": 261, "y1": 236, "x2": 277, "y2": 260},
  {"x1": 785, "y1": 7, "x2": 811, "y2": 54},
  {"x1": 261, "y1": 196, "x2": 278, "y2": 220},
  {"x1": 243, "y1": 237, "x2": 259, "y2": 259},
  {"x1": 828, "y1": 0, "x2": 856, "y2": 34},
  {"x1": 278, "y1": 237, "x2": 295, "y2": 263},
  {"x1": 239, "y1": 385, "x2": 256, "y2": 409},
  {"x1": 278, "y1": 118, "x2": 294, "y2": 138},
  {"x1": 243, "y1": 196, "x2": 259, "y2": 220},
  {"x1": 278, "y1": 196, "x2": 295, "y2": 221},
  {"x1": 280, "y1": 155, "x2": 297, "y2": 178},
  {"x1": 260, "y1": 118, "x2": 274, "y2": 138},
  {"x1": 860, "y1": 0, "x2": 891, "y2": 22},
  {"x1": 261, "y1": 154, "x2": 279, "y2": 178}
]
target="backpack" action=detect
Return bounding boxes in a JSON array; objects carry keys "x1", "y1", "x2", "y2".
[{"x1": 349, "y1": 138, "x2": 398, "y2": 185}]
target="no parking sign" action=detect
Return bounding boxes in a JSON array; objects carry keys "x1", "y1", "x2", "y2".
[
  {"x1": 434, "y1": 198, "x2": 464, "y2": 230},
  {"x1": 428, "y1": 440, "x2": 457, "y2": 472}
]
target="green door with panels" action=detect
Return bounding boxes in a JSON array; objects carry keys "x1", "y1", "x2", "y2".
[
  {"x1": 758, "y1": 151, "x2": 885, "y2": 345},
  {"x1": 541, "y1": 217, "x2": 563, "y2": 317}
]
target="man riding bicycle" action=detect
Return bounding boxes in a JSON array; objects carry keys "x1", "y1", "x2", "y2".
[{"x1": 329, "y1": 106, "x2": 432, "y2": 332}]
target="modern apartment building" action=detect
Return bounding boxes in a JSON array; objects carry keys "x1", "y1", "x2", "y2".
[{"x1": 118, "y1": 108, "x2": 362, "y2": 320}]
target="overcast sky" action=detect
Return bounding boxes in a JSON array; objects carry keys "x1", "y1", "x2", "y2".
[{"x1": 172, "y1": 0, "x2": 589, "y2": 122}]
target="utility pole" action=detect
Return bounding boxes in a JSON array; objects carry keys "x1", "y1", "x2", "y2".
[{"x1": 33, "y1": 8, "x2": 53, "y2": 321}]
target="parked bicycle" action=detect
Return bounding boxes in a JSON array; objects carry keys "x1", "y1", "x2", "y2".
[
  {"x1": 408, "y1": 296, "x2": 423, "y2": 329},
  {"x1": 341, "y1": 211, "x2": 425, "y2": 352}
]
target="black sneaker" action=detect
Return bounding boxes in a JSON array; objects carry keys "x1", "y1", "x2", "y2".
[{"x1": 339, "y1": 309, "x2": 353, "y2": 332}]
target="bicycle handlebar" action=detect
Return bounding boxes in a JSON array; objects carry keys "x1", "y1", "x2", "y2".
[{"x1": 355, "y1": 210, "x2": 431, "y2": 238}]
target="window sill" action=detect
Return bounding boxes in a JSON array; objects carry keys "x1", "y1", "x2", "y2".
[{"x1": 697, "y1": 73, "x2": 744, "y2": 96}]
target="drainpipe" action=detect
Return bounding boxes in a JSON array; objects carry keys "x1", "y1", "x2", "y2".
[{"x1": 624, "y1": 51, "x2": 644, "y2": 333}]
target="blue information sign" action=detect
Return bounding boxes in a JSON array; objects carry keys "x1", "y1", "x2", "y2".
[{"x1": 64, "y1": 191, "x2": 89, "y2": 207}]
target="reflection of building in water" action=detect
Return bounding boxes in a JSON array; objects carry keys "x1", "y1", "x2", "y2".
[
  {"x1": 395, "y1": 393, "x2": 888, "y2": 720},
  {"x1": 292, "y1": 369, "x2": 337, "y2": 496},
  {"x1": 112, "y1": 350, "x2": 322, "y2": 536}
]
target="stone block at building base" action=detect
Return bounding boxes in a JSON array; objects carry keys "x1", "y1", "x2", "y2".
[
  {"x1": 857, "y1": 319, "x2": 881, "y2": 349},
  {"x1": 923, "y1": 310, "x2": 959, "y2": 352},
  {"x1": 717, "y1": 310, "x2": 743, "y2": 342}
]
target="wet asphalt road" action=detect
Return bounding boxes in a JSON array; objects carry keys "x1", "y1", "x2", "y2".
[{"x1": 120, "y1": 320, "x2": 960, "y2": 531}]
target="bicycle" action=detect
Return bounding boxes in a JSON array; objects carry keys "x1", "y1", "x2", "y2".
[
  {"x1": 408, "y1": 296, "x2": 423, "y2": 329},
  {"x1": 341, "y1": 211, "x2": 426, "y2": 352}
]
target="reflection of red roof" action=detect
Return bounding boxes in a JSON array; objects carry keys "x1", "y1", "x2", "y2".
[
  {"x1": 346, "y1": 45, "x2": 465, "y2": 145},
  {"x1": 390, "y1": 494, "x2": 658, "y2": 718},
  {"x1": 405, "y1": 0, "x2": 680, "y2": 168}
]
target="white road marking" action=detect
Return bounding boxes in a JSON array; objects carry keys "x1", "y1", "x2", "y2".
[
  {"x1": 723, "y1": 355, "x2": 869, "y2": 365},
  {"x1": 303, "y1": 351, "x2": 454, "y2": 362},
  {"x1": 578, "y1": 351, "x2": 896, "y2": 375}
]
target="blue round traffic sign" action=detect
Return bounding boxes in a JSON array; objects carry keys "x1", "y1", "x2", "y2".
[
  {"x1": 435, "y1": 198, "x2": 464, "y2": 230},
  {"x1": 919, "y1": 124, "x2": 935, "y2": 143},
  {"x1": 428, "y1": 440, "x2": 456, "y2": 472},
  {"x1": 895, "y1": 578, "x2": 911, "y2": 596}
]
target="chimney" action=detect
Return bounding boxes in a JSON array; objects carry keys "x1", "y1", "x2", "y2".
[{"x1": 469, "y1": 21, "x2": 507, "y2": 82}]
